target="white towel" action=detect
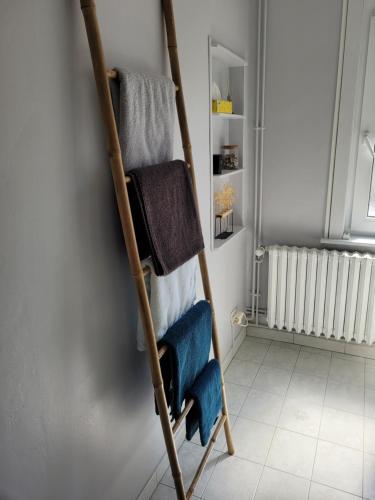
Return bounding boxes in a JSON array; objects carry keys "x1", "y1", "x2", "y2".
[{"x1": 137, "y1": 257, "x2": 198, "y2": 351}]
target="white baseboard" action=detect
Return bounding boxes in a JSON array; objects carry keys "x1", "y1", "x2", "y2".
[
  {"x1": 222, "y1": 327, "x2": 246, "y2": 371},
  {"x1": 247, "y1": 325, "x2": 375, "y2": 360},
  {"x1": 137, "y1": 327, "x2": 246, "y2": 500}
]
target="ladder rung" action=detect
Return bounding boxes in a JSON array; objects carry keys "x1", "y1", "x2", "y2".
[
  {"x1": 142, "y1": 266, "x2": 150, "y2": 277},
  {"x1": 106, "y1": 68, "x2": 179, "y2": 91},
  {"x1": 158, "y1": 345, "x2": 168, "y2": 359},
  {"x1": 172, "y1": 399, "x2": 194, "y2": 434},
  {"x1": 125, "y1": 168, "x2": 190, "y2": 185},
  {"x1": 186, "y1": 414, "x2": 226, "y2": 499}
]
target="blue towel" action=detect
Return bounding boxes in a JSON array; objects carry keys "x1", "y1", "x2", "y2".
[
  {"x1": 186, "y1": 359, "x2": 222, "y2": 446},
  {"x1": 159, "y1": 300, "x2": 212, "y2": 419}
]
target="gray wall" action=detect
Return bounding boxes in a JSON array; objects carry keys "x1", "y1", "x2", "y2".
[
  {"x1": 0, "y1": 1, "x2": 255, "y2": 500},
  {"x1": 261, "y1": 0, "x2": 342, "y2": 248}
]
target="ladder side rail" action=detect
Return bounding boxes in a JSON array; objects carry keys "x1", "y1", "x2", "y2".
[{"x1": 161, "y1": 0, "x2": 235, "y2": 456}]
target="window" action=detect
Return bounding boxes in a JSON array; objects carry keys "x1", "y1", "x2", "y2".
[{"x1": 325, "y1": 0, "x2": 375, "y2": 245}]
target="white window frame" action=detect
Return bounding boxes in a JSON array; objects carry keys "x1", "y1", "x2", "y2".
[{"x1": 323, "y1": 0, "x2": 375, "y2": 250}]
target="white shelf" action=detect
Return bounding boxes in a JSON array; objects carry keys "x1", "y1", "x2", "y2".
[
  {"x1": 209, "y1": 35, "x2": 247, "y2": 250},
  {"x1": 214, "y1": 226, "x2": 246, "y2": 250},
  {"x1": 214, "y1": 169, "x2": 243, "y2": 180},
  {"x1": 212, "y1": 113, "x2": 245, "y2": 120},
  {"x1": 211, "y1": 42, "x2": 247, "y2": 68}
]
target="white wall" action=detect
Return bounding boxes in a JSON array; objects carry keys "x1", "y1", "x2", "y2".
[
  {"x1": 0, "y1": 1, "x2": 255, "y2": 499},
  {"x1": 261, "y1": 0, "x2": 342, "y2": 248}
]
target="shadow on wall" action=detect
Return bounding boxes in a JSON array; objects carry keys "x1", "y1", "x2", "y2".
[{"x1": 69, "y1": 0, "x2": 153, "y2": 414}]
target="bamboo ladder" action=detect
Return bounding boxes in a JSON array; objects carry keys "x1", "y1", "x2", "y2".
[{"x1": 79, "y1": 1, "x2": 235, "y2": 498}]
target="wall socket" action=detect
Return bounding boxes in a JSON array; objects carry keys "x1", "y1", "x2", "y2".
[{"x1": 230, "y1": 308, "x2": 248, "y2": 327}]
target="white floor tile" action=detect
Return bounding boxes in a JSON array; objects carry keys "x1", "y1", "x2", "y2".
[
  {"x1": 295, "y1": 336, "x2": 344, "y2": 352},
  {"x1": 325, "y1": 380, "x2": 364, "y2": 415},
  {"x1": 309, "y1": 482, "x2": 361, "y2": 500},
  {"x1": 295, "y1": 349, "x2": 331, "y2": 378},
  {"x1": 245, "y1": 335, "x2": 272, "y2": 345},
  {"x1": 240, "y1": 388, "x2": 284, "y2": 425},
  {"x1": 202, "y1": 455, "x2": 263, "y2": 500},
  {"x1": 253, "y1": 365, "x2": 292, "y2": 396},
  {"x1": 365, "y1": 388, "x2": 375, "y2": 418},
  {"x1": 270, "y1": 340, "x2": 301, "y2": 351},
  {"x1": 278, "y1": 398, "x2": 322, "y2": 437},
  {"x1": 312, "y1": 440, "x2": 363, "y2": 497},
  {"x1": 301, "y1": 346, "x2": 332, "y2": 357},
  {"x1": 254, "y1": 467, "x2": 310, "y2": 500},
  {"x1": 364, "y1": 452, "x2": 375, "y2": 500},
  {"x1": 161, "y1": 441, "x2": 220, "y2": 497},
  {"x1": 332, "y1": 352, "x2": 365, "y2": 363},
  {"x1": 329, "y1": 357, "x2": 364, "y2": 387},
  {"x1": 365, "y1": 416, "x2": 375, "y2": 455},
  {"x1": 150, "y1": 483, "x2": 199, "y2": 500},
  {"x1": 319, "y1": 407, "x2": 364, "y2": 450},
  {"x1": 263, "y1": 345, "x2": 299, "y2": 371},
  {"x1": 224, "y1": 382, "x2": 249, "y2": 415},
  {"x1": 235, "y1": 339, "x2": 269, "y2": 364},
  {"x1": 266, "y1": 428, "x2": 317, "y2": 479},
  {"x1": 156, "y1": 338, "x2": 371, "y2": 499},
  {"x1": 231, "y1": 416, "x2": 274, "y2": 464},
  {"x1": 365, "y1": 366, "x2": 375, "y2": 390},
  {"x1": 224, "y1": 359, "x2": 260, "y2": 387},
  {"x1": 287, "y1": 373, "x2": 327, "y2": 406}
]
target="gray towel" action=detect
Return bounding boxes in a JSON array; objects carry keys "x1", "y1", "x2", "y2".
[
  {"x1": 110, "y1": 68, "x2": 175, "y2": 170},
  {"x1": 128, "y1": 160, "x2": 205, "y2": 276}
]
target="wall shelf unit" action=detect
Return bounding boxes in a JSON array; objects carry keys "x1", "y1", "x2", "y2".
[
  {"x1": 214, "y1": 168, "x2": 244, "y2": 180},
  {"x1": 209, "y1": 36, "x2": 247, "y2": 251},
  {"x1": 212, "y1": 113, "x2": 245, "y2": 120}
]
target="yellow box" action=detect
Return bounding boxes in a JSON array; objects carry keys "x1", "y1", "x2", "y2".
[{"x1": 212, "y1": 99, "x2": 233, "y2": 114}]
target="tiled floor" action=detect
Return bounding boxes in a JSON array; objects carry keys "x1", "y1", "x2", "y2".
[{"x1": 152, "y1": 336, "x2": 375, "y2": 500}]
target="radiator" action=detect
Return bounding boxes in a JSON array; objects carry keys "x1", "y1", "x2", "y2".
[{"x1": 267, "y1": 246, "x2": 375, "y2": 344}]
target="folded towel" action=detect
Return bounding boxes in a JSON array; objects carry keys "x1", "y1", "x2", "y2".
[
  {"x1": 128, "y1": 160, "x2": 204, "y2": 276},
  {"x1": 110, "y1": 68, "x2": 175, "y2": 170},
  {"x1": 159, "y1": 300, "x2": 212, "y2": 419},
  {"x1": 186, "y1": 359, "x2": 222, "y2": 446},
  {"x1": 136, "y1": 257, "x2": 198, "y2": 351}
]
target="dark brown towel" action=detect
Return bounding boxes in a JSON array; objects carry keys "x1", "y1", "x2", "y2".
[{"x1": 128, "y1": 160, "x2": 204, "y2": 276}]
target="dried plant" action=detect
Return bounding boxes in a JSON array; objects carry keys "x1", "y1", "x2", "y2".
[{"x1": 215, "y1": 183, "x2": 235, "y2": 214}]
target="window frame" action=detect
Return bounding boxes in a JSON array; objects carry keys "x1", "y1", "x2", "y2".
[{"x1": 324, "y1": 0, "x2": 375, "y2": 247}]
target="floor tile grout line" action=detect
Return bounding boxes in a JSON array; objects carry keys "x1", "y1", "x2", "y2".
[
  {"x1": 309, "y1": 478, "x2": 364, "y2": 499},
  {"x1": 228, "y1": 339, "x2": 276, "y2": 500},
  {"x1": 199, "y1": 338, "x2": 272, "y2": 500},
  {"x1": 362, "y1": 364, "x2": 367, "y2": 499},
  {"x1": 158, "y1": 338, "x2": 372, "y2": 499},
  {"x1": 232, "y1": 338, "x2": 272, "y2": 416},
  {"x1": 251, "y1": 340, "x2": 301, "y2": 499},
  {"x1": 308, "y1": 350, "x2": 331, "y2": 499}
]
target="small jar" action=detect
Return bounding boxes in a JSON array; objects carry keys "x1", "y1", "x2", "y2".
[{"x1": 221, "y1": 144, "x2": 239, "y2": 170}]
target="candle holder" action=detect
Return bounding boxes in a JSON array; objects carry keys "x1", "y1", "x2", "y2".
[{"x1": 215, "y1": 209, "x2": 234, "y2": 239}]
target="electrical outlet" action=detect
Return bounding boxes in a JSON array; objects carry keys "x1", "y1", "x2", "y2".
[{"x1": 231, "y1": 308, "x2": 248, "y2": 327}]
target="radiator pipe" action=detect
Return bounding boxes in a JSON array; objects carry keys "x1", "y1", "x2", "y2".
[
  {"x1": 251, "y1": 0, "x2": 267, "y2": 323},
  {"x1": 251, "y1": 0, "x2": 261, "y2": 320}
]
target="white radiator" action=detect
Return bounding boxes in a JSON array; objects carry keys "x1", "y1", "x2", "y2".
[{"x1": 267, "y1": 246, "x2": 375, "y2": 344}]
